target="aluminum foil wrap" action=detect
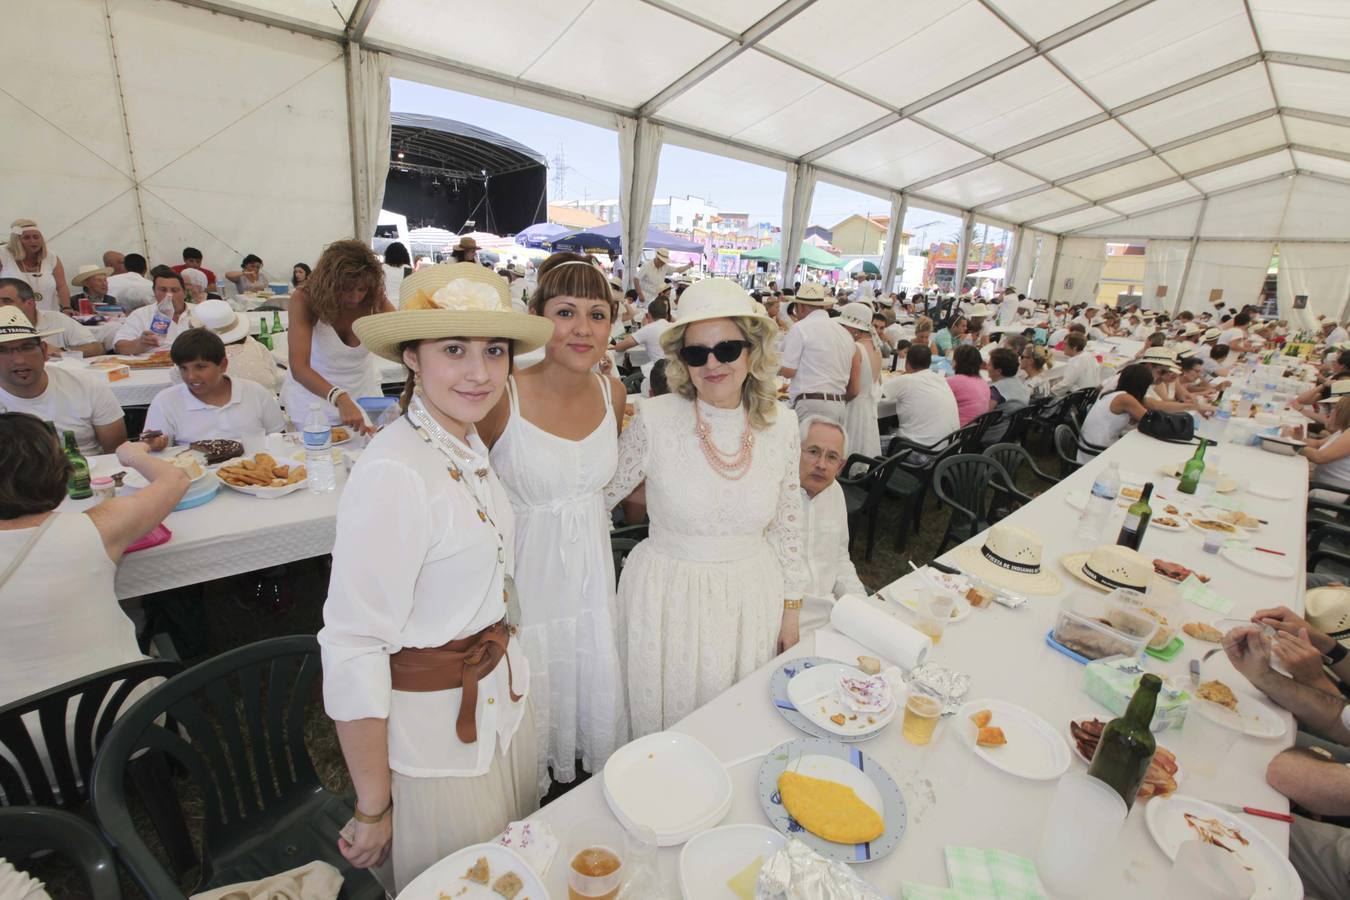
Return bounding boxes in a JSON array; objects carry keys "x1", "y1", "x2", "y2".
[
  {"x1": 755, "y1": 838, "x2": 888, "y2": 899},
  {"x1": 907, "y1": 663, "x2": 971, "y2": 716}
]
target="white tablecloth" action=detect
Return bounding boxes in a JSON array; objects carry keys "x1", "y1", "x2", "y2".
[{"x1": 527, "y1": 430, "x2": 1306, "y2": 897}]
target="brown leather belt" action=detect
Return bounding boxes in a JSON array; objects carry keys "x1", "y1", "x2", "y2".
[
  {"x1": 794, "y1": 392, "x2": 845, "y2": 403},
  {"x1": 389, "y1": 620, "x2": 522, "y2": 744}
]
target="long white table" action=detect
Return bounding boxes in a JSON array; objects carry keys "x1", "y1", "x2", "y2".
[{"x1": 527, "y1": 430, "x2": 1307, "y2": 897}]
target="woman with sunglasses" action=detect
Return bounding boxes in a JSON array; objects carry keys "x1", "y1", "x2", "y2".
[{"x1": 604, "y1": 279, "x2": 806, "y2": 739}]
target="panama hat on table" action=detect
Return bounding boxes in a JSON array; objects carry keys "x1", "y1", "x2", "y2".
[
  {"x1": 354, "y1": 262, "x2": 554, "y2": 363},
  {"x1": 951, "y1": 523, "x2": 1063, "y2": 596},
  {"x1": 1060, "y1": 544, "x2": 1166, "y2": 595}
]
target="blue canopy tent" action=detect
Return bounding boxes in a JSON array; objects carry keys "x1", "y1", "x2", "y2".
[
  {"x1": 545, "y1": 222, "x2": 703, "y2": 255},
  {"x1": 514, "y1": 222, "x2": 568, "y2": 248}
]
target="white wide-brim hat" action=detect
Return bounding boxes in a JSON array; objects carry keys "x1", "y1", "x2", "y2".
[
  {"x1": 670, "y1": 278, "x2": 773, "y2": 327},
  {"x1": 189, "y1": 299, "x2": 249, "y2": 344},
  {"x1": 837, "y1": 302, "x2": 874, "y2": 333},
  {"x1": 1307, "y1": 586, "x2": 1350, "y2": 648},
  {"x1": 794, "y1": 282, "x2": 830, "y2": 306},
  {"x1": 355, "y1": 262, "x2": 554, "y2": 363},
  {"x1": 966, "y1": 303, "x2": 993, "y2": 318},
  {"x1": 951, "y1": 523, "x2": 1063, "y2": 596},
  {"x1": 0, "y1": 306, "x2": 59, "y2": 343},
  {"x1": 1141, "y1": 348, "x2": 1181, "y2": 372},
  {"x1": 71, "y1": 264, "x2": 113, "y2": 287},
  {"x1": 1060, "y1": 545, "x2": 1161, "y2": 595}
]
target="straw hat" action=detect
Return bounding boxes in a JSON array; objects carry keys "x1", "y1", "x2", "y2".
[
  {"x1": 1141, "y1": 346, "x2": 1181, "y2": 372},
  {"x1": 1318, "y1": 380, "x2": 1350, "y2": 402},
  {"x1": 71, "y1": 264, "x2": 112, "y2": 287},
  {"x1": 951, "y1": 523, "x2": 1063, "y2": 596},
  {"x1": 655, "y1": 247, "x2": 671, "y2": 261},
  {"x1": 966, "y1": 303, "x2": 992, "y2": 318},
  {"x1": 1202, "y1": 327, "x2": 1223, "y2": 342},
  {"x1": 455, "y1": 236, "x2": 480, "y2": 253},
  {"x1": 795, "y1": 282, "x2": 830, "y2": 306},
  {"x1": 1060, "y1": 545, "x2": 1157, "y2": 594},
  {"x1": 1173, "y1": 341, "x2": 1197, "y2": 360},
  {"x1": 837, "y1": 302, "x2": 874, "y2": 333},
  {"x1": 1306, "y1": 586, "x2": 1350, "y2": 649},
  {"x1": 354, "y1": 262, "x2": 553, "y2": 363},
  {"x1": 0, "y1": 306, "x2": 58, "y2": 344},
  {"x1": 671, "y1": 278, "x2": 772, "y2": 327},
  {"x1": 189, "y1": 299, "x2": 249, "y2": 344}
]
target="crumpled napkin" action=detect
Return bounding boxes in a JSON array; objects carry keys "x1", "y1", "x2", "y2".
[
  {"x1": 494, "y1": 821, "x2": 558, "y2": 877},
  {"x1": 755, "y1": 838, "x2": 888, "y2": 900}
]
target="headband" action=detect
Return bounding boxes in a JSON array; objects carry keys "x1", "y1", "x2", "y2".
[{"x1": 11, "y1": 225, "x2": 37, "y2": 236}]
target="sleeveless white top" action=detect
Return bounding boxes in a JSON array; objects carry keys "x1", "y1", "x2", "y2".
[
  {"x1": 1078, "y1": 391, "x2": 1133, "y2": 461},
  {"x1": 282, "y1": 319, "x2": 383, "y2": 425},
  {"x1": 489, "y1": 374, "x2": 625, "y2": 791},
  {"x1": 1314, "y1": 431, "x2": 1350, "y2": 490},
  {"x1": 0, "y1": 248, "x2": 58, "y2": 311},
  {"x1": 842, "y1": 347, "x2": 882, "y2": 458}
]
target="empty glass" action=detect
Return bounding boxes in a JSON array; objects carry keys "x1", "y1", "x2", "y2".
[
  {"x1": 1036, "y1": 772, "x2": 1129, "y2": 896},
  {"x1": 1181, "y1": 699, "x2": 1246, "y2": 777},
  {"x1": 915, "y1": 591, "x2": 955, "y2": 646}
]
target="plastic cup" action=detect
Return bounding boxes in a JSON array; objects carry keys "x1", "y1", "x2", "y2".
[
  {"x1": 1036, "y1": 773, "x2": 1129, "y2": 895},
  {"x1": 242, "y1": 427, "x2": 267, "y2": 457},
  {"x1": 902, "y1": 692, "x2": 943, "y2": 745},
  {"x1": 1181, "y1": 699, "x2": 1245, "y2": 777},
  {"x1": 1202, "y1": 528, "x2": 1224, "y2": 554},
  {"x1": 567, "y1": 818, "x2": 627, "y2": 900},
  {"x1": 915, "y1": 592, "x2": 955, "y2": 646},
  {"x1": 1165, "y1": 840, "x2": 1255, "y2": 899}
]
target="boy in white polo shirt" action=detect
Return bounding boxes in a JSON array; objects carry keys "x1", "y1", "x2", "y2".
[{"x1": 142, "y1": 328, "x2": 285, "y2": 449}]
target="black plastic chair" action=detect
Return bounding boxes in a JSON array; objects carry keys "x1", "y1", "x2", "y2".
[
  {"x1": 1054, "y1": 424, "x2": 1083, "y2": 476},
  {"x1": 1065, "y1": 387, "x2": 1100, "y2": 428},
  {"x1": 998, "y1": 402, "x2": 1039, "y2": 446},
  {"x1": 886, "y1": 421, "x2": 982, "y2": 544},
  {"x1": 0, "y1": 807, "x2": 121, "y2": 900},
  {"x1": 0, "y1": 658, "x2": 181, "y2": 809},
  {"x1": 983, "y1": 442, "x2": 1060, "y2": 495},
  {"x1": 612, "y1": 523, "x2": 648, "y2": 577},
  {"x1": 837, "y1": 449, "x2": 914, "y2": 560},
  {"x1": 966, "y1": 409, "x2": 1004, "y2": 449},
  {"x1": 89, "y1": 636, "x2": 383, "y2": 900},
  {"x1": 931, "y1": 454, "x2": 1033, "y2": 554},
  {"x1": 1309, "y1": 481, "x2": 1350, "y2": 527},
  {"x1": 1026, "y1": 393, "x2": 1069, "y2": 452},
  {"x1": 620, "y1": 370, "x2": 644, "y2": 395}
]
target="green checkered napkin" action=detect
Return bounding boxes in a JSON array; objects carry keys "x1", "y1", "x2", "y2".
[
  {"x1": 1179, "y1": 574, "x2": 1234, "y2": 613},
  {"x1": 945, "y1": 846, "x2": 1048, "y2": 900},
  {"x1": 901, "y1": 885, "x2": 958, "y2": 900}
]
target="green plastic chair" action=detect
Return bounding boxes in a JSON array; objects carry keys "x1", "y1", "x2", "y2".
[
  {"x1": 90, "y1": 635, "x2": 382, "y2": 900},
  {"x1": 0, "y1": 807, "x2": 121, "y2": 900}
]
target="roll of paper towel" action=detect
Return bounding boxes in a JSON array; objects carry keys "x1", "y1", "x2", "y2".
[{"x1": 829, "y1": 594, "x2": 931, "y2": 670}]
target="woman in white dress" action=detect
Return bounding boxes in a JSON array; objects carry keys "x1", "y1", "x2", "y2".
[
  {"x1": 1077, "y1": 363, "x2": 1152, "y2": 462},
  {"x1": 604, "y1": 279, "x2": 807, "y2": 738},
  {"x1": 479, "y1": 253, "x2": 628, "y2": 794},
  {"x1": 282, "y1": 240, "x2": 394, "y2": 431},
  {"x1": 0, "y1": 219, "x2": 70, "y2": 313},
  {"x1": 320, "y1": 263, "x2": 553, "y2": 892},
  {"x1": 837, "y1": 301, "x2": 882, "y2": 458}
]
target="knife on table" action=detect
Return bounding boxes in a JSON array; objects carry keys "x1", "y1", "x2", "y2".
[{"x1": 1211, "y1": 801, "x2": 1292, "y2": 823}]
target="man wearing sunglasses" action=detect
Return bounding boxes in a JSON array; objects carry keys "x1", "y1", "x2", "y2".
[{"x1": 779, "y1": 282, "x2": 859, "y2": 422}]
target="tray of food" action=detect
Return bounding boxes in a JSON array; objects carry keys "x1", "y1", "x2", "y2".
[{"x1": 217, "y1": 453, "x2": 307, "y2": 497}]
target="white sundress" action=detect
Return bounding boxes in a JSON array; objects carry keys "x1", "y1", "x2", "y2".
[
  {"x1": 842, "y1": 348, "x2": 882, "y2": 458},
  {"x1": 603, "y1": 394, "x2": 806, "y2": 739},
  {"x1": 490, "y1": 374, "x2": 626, "y2": 792},
  {"x1": 281, "y1": 319, "x2": 383, "y2": 426}
]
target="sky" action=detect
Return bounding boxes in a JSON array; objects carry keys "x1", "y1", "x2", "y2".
[{"x1": 390, "y1": 79, "x2": 968, "y2": 247}]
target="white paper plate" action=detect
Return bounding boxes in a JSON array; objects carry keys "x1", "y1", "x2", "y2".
[
  {"x1": 1247, "y1": 482, "x2": 1293, "y2": 501},
  {"x1": 1185, "y1": 514, "x2": 1249, "y2": 541},
  {"x1": 1221, "y1": 546, "x2": 1294, "y2": 579},
  {"x1": 677, "y1": 824, "x2": 786, "y2": 900},
  {"x1": 1200, "y1": 507, "x2": 1262, "y2": 532},
  {"x1": 1149, "y1": 514, "x2": 1189, "y2": 532},
  {"x1": 784, "y1": 663, "x2": 896, "y2": 738},
  {"x1": 602, "y1": 732, "x2": 732, "y2": 846},
  {"x1": 218, "y1": 478, "x2": 308, "y2": 499},
  {"x1": 1144, "y1": 795, "x2": 1301, "y2": 899},
  {"x1": 395, "y1": 842, "x2": 549, "y2": 900},
  {"x1": 1066, "y1": 714, "x2": 1184, "y2": 789},
  {"x1": 957, "y1": 699, "x2": 1071, "y2": 781},
  {"x1": 1198, "y1": 656, "x2": 1289, "y2": 739}
]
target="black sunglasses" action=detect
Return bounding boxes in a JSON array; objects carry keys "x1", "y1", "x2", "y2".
[{"x1": 678, "y1": 340, "x2": 750, "y2": 368}]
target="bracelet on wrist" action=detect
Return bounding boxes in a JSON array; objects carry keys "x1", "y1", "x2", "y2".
[
  {"x1": 783, "y1": 598, "x2": 803, "y2": 610},
  {"x1": 352, "y1": 796, "x2": 393, "y2": 824}
]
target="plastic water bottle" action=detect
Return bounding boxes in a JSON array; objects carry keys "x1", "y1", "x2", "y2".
[
  {"x1": 302, "y1": 403, "x2": 336, "y2": 493},
  {"x1": 149, "y1": 297, "x2": 174, "y2": 338},
  {"x1": 1079, "y1": 462, "x2": 1121, "y2": 541},
  {"x1": 1211, "y1": 408, "x2": 1231, "y2": 446}
]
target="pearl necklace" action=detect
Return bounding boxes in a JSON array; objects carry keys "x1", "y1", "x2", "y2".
[{"x1": 693, "y1": 400, "x2": 754, "y2": 480}]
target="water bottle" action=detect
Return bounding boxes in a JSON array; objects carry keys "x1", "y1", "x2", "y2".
[
  {"x1": 302, "y1": 403, "x2": 337, "y2": 493},
  {"x1": 1079, "y1": 462, "x2": 1121, "y2": 541},
  {"x1": 149, "y1": 297, "x2": 174, "y2": 338}
]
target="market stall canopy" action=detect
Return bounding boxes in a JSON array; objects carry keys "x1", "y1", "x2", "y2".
[
  {"x1": 546, "y1": 222, "x2": 704, "y2": 255},
  {"x1": 743, "y1": 242, "x2": 844, "y2": 271},
  {"x1": 515, "y1": 222, "x2": 569, "y2": 247}
]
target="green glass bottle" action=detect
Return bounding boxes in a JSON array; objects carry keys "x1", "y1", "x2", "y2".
[
  {"x1": 1177, "y1": 441, "x2": 1207, "y2": 495},
  {"x1": 258, "y1": 316, "x2": 270, "y2": 336},
  {"x1": 1087, "y1": 674, "x2": 1160, "y2": 809},
  {"x1": 63, "y1": 430, "x2": 93, "y2": 500},
  {"x1": 258, "y1": 330, "x2": 273, "y2": 351},
  {"x1": 1115, "y1": 481, "x2": 1154, "y2": 551},
  {"x1": 271, "y1": 310, "x2": 283, "y2": 333}
]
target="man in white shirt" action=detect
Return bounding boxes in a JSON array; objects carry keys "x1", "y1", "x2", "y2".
[
  {"x1": 997, "y1": 287, "x2": 1019, "y2": 326},
  {"x1": 0, "y1": 278, "x2": 102, "y2": 357},
  {"x1": 142, "y1": 328, "x2": 285, "y2": 447},
  {"x1": 1052, "y1": 333, "x2": 1101, "y2": 396},
  {"x1": 780, "y1": 282, "x2": 858, "y2": 422},
  {"x1": 0, "y1": 306, "x2": 126, "y2": 454},
  {"x1": 796, "y1": 415, "x2": 867, "y2": 634},
  {"x1": 1321, "y1": 318, "x2": 1349, "y2": 349},
  {"x1": 635, "y1": 247, "x2": 690, "y2": 304},
  {"x1": 879, "y1": 343, "x2": 959, "y2": 452},
  {"x1": 1218, "y1": 311, "x2": 1252, "y2": 351},
  {"x1": 114, "y1": 266, "x2": 196, "y2": 355},
  {"x1": 105, "y1": 252, "x2": 155, "y2": 311}
]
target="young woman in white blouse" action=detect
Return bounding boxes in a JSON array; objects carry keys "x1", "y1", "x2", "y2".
[
  {"x1": 604, "y1": 279, "x2": 806, "y2": 739},
  {"x1": 319, "y1": 263, "x2": 553, "y2": 892}
]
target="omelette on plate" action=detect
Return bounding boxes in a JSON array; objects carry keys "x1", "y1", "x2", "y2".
[{"x1": 778, "y1": 770, "x2": 884, "y2": 844}]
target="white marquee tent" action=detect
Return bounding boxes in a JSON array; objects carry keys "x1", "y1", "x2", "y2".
[{"x1": 9, "y1": 0, "x2": 1350, "y2": 321}]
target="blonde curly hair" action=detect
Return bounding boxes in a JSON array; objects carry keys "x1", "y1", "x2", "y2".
[
  {"x1": 302, "y1": 239, "x2": 385, "y2": 325},
  {"x1": 659, "y1": 315, "x2": 781, "y2": 429}
]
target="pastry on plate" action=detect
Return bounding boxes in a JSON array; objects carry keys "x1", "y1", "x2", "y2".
[
  {"x1": 462, "y1": 856, "x2": 490, "y2": 885},
  {"x1": 976, "y1": 726, "x2": 1007, "y2": 747},
  {"x1": 491, "y1": 871, "x2": 523, "y2": 899},
  {"x1": 1197, "y1": 679, "x2": 1239, "y2": 711},
  {"x1": 969, "y1": 709, "x2": 992, "y2": 728},
  {"x1": 1183, "y1": 622, "x2": 1224, "y2": 643}
]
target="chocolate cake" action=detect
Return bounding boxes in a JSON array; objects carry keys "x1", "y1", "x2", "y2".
[{"x1": 189, "y1": 439, "x2": 244, "y2": 464}]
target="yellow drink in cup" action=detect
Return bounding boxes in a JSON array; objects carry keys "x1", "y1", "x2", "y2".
[
  {"x1": 915, "y1": 619, "x2": 944, "y2": 645},
  {"x1": 903, "y1": 693, "x2": 942, "y2": 745},
  {"x1": 915, "y1": 592, "x2": 955, "y2": 646}
]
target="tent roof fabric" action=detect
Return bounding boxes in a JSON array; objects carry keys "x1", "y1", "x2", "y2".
[
  {"x1": 390, "y1": 111, "x2": 547, "y2": 177},
  {"x1": 33, "y1": 0, "x2": 1350, "y2": 243}
]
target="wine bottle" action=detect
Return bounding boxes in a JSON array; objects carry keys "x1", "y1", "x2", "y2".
[
  {"x1": 63, "y1": 430, "x2": 92, "y2": 500},
  {"x1": 1086, "y1": 674, "x2": 1160, "y2": 810},
  {"x1": 1177, "y1": 441, "x2": 1207, "y2": 495},
  {"x1": 1116, "y1": 481, "x2": 1153, "y2": 550}
]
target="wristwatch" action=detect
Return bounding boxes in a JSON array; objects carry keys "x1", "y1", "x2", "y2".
[{"x1": 1326, "y1": 642, "x2": 1347, "y2": 665}]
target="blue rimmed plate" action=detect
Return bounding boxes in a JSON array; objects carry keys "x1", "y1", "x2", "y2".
[
  {"x1": 757, "y1": 737, "x2": 907, "y2": 864},
  {"x1": 770, "y1": 657, "x2": 886, "y2": 743}
]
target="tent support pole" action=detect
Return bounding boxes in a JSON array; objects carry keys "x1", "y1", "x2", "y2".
[
  {"x1": 344, "y1": 42, "x2": 367, "y2": 240},
  {"x1": 102, "y1": 0, "x2": 149, "y2": 256},
  {"x1": 1173, "y1": 239, "x2": 1198, "y2": 316},
  {"x1": 1007, "y1": 226, "x2": 1026, "y2": 288},
  {"x1": 1045, "y1": 239, "x2": 1064, "y2": 303},
  {"x1": 954, "y1": 211, "x2": 973, "y2": 295}
]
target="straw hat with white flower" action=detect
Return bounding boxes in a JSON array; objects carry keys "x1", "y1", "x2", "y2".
[{"x1": 353, "y1": 262, "x2": 553, "y2": 363}]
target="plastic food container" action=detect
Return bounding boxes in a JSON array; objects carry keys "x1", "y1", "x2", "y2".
[
  {"x1": 1107, "y1": 586, "x2": 1177, "y2": 651},
  {"x1": 1258, "y1": 433, "x2": 1303, "y2": 456},
  {"x1": 1051, "y1": 591, "x2": 1158, "y2": 661}
]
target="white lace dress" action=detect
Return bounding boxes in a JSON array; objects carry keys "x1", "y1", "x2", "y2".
[
  {"x1": 603, "y1": 394, "x2": 806, "y2": 738},
  {"x1": 490, "y1": 375, "x2": 626, "y2": 793},
  {"x1": 842, "y1": 348, "x2": 882, "y2": 458}
]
